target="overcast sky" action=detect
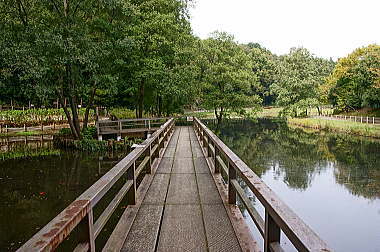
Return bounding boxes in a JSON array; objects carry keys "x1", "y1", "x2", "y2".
[{"x1": 189, "y1": 0, "x2": 380, "y2": 59}]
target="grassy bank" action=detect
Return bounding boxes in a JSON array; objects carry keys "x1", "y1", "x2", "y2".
[{"x1": 288, "y1": 118, "x2": 380, "y2": 138}]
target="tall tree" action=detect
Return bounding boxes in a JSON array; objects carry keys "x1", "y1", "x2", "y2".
[
  {"x1": 198, "y1": 32, "x2": 262, "y2": 123},
  {"x1": 272, "y1": 48, "x2": 334, "y2": 117},
  {"x1": 328, "y1": 44, "x2": 380, "y2": 110}
]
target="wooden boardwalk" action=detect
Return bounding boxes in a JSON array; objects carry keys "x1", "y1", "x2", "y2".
[
  {"x1": 18, "y1": 118, "x2": 330, "y2": 252},
  {"x1": 120, "y1": 126, "x2": 242, "y2": 251}
]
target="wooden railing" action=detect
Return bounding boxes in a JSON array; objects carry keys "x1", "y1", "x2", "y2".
[
  {"x1": 17, "y1": 118, "x2": 175, "y2": 252},
  {"x1": 96, "y1": 118, "x2": 169, "y2": 139},
  {"x1": 193, "y1": 117, "x2": 331, "y2": 252}
]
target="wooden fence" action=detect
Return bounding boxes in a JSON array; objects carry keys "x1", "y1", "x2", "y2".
[
  {"x1": 318, "y1": 114, "x2": 380, "y2": 125},
  {"x1": 17, "y1": 118, "x2": 175, "y2": 251},
  {"x1": 193, "y1": 117, "x2": 331, "y2": 252}
]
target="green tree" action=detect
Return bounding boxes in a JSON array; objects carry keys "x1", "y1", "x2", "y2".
[
  {"x1": 328, "y1": 44, "x2": 380, "y2": 110},
  {"x1": 198, "y1": 32, "x2": 262, "y2": 123},
  {"x1": 272, "y1": 48, "x2": 334, "y2": 117}
]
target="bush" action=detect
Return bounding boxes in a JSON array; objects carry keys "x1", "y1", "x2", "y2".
[{"x1": 82, "y1": 126, "x2": 97, "y2": 139}]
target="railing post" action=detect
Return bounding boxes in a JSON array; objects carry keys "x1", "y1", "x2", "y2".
[
  {"x1": 228, "y1": 161, "x2": 236, "y2": 204},
  {"x1": 215, "y1": 148, "x2": 220, "y2": 173},
  {"x1": 264, "y1": 210, "x2": 281, "y2": 252},
  {"x1": 207, "y1": 136, "x2": 211, "y2": 157},
  {"x1": 146, "y1": 147, "x2": 152, "y2": 174},
  {"x1": 78, "y1": 209, "x2": 95, "y2": 252},
  {"x1": 126, "y1": 162, "x2": 136, "y2": 205}
]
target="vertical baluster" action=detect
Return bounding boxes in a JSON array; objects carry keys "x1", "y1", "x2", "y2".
[
  {"x1": 207, "y1": 136, "x2": 211, "y2": 157},
  {"x1": 77, "y1": 209, "x2": 95, "y2": 252},
  {"x1": 264, "y1": 211, "x2": 281, "y2": 252},
  {"x1": 215, "y1": 147, "x2": 220, "y2": 173},
  {"x1": 228, "y1": 161, "x2": 236, "y2": 204},
  {"x1": 126, "y1": 162, "x2": 136, "y2": 205}
]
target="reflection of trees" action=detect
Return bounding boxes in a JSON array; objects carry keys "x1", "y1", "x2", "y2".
[
  {"x1": 328, "y1": 136, "x2": 380, "y2": 199},
  {"x1": 0, "y1": 150, "x2": 125, "y2": 250},
  {"x1": 208, "y1": 119, "x2": 380, "y2": 199}
]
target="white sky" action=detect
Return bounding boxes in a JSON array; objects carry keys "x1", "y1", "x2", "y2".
[{"x1": 189, "y1": 0, "x2": 380, "y2": 59}]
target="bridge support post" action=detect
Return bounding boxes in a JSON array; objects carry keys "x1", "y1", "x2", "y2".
[
  {"x1": 228, "y1": 162, "x2": 236, "y2": 204},
  {"x1": 264, "y1": 210, "x2": 280, "y2": 252}
]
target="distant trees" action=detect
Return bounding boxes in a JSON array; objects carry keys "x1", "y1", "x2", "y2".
[
  {"x1": 271, "y1": 48, "x2": 335, "y2": 117},
  {"x1": 197, "y1": 32, "x2": 262, "y2": 123},
  {"x1": 328, "y1": 44, "x2": 380, "y2": 111}
]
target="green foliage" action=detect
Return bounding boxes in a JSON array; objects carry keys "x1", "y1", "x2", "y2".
[
  {"x1": 58, "y1": 128, "x2": 72, "y2": 136},
  {"x1": 109, "y1": 108, "x2": 137, "y2": 119},
  {"x1": 272, "y1": 48, "x2": 335, "y2": 117},
  {"x1": 288, "y1": 118, "x2": 380, "y2": 138},
  {"x1": 328, "y1": 44, "x2": 380, "y2": 111},
  {"x1": 0, "y1": 108, "x2": 94, "y2": 126},
  {"x1": 197, "y1": 32, "x2": 262, "y2": 122},
  {"x1": 81, "y1": 126, "x2": 97, "y2": 140},
  {"x1": 74, "y1": 139, "x2": 108, "y2": 152}
]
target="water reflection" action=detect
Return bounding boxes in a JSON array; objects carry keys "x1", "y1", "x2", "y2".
[
  {"x1": 206, "y1": 119, "x2": 380, "y2": 251},
  {"x1": 0, "y1": 139, "x2": 127, "y2": 251}
]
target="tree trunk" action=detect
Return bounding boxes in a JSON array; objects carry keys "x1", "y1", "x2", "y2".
[
  {"x1": 57, "y1": 92, "x2": 80, "y2": 139},
  {"x1": 137, "y1": 80, "x2": 145, "y2": 118},
  {"x1": 317, "y1": 106, "x2": 321, "y2": 116},
  {"x1": 83, "y1": 85, "x2": 97, "y2": 130}
]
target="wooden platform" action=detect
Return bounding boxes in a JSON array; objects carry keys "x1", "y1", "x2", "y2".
[
  {"x1": 18, "y1": 119, "x2": 330, "y2": 252},
  {"x1": 119, "y1": 126, "x2": 246, "y2": 251}
]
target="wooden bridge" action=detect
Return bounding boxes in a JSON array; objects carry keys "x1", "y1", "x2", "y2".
[
  {"x1": 18, "y1": 118, "x2": 331, "y2": 252},
  {"x1": 96, "y1": 118, "x2": 169, "y2": 140}
]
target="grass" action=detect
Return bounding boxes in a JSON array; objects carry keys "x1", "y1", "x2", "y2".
[{"x1": 288, "y1": 118, "x2": 380, "y2": 138}]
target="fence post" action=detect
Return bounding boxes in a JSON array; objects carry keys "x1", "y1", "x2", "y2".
[
  {"x1": 264, "y1": 211, "x2": 281, "y2": 252},
  {"x1": 373, "y1": 117, "x2": 375, "y2": 124},
  {"x1": 24, "y1": 124, "x2": 26, "y2": 132},
  {"x1": 367, "y1": 117, "x2": 369, "y2": 124},
  {"x1": 361, "y1": 117, "x2": 363, "y2": 123}
]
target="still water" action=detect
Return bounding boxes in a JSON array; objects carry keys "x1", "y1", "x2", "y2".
[
  {"x1": 0, "y1": 138, "x2": 128, "y2": 251},
  {"x1": 207, "y1": 119, "x2": 380, "y2": 252}
]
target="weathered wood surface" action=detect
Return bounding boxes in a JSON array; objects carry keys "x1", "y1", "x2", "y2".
[
  {"x1": 194, "y1": 118, "x2": 332, "y2": 252},
  {"x1": 18, "y1": 118, "x2": 332, "y2": 252},
  {"x1": 120, "y1": 126, "x2": 247, "y2": 252},
  {"x1": 17, "y1": 118, "x2": 175, "y2": 252}
]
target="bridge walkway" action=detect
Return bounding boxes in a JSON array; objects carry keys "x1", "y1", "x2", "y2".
[{"x1": 121, "y1": 126, "x2": 242, "y2": 251}]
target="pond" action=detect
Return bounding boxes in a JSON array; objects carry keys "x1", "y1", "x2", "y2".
[
  {"x1": 0, "y1": 137, "x2": 129, "y2": 251},
  {"x1": 206, "y1": 118, "x2": 380, "y2": 252}
]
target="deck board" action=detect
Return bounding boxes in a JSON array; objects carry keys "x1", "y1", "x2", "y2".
[{"x1": 122, "y1": 126, "x2": 242, "y2": 252}]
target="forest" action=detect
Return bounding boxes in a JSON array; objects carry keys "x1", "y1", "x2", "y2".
[{"x1": 0, "y1": 0, "x2": 379, "y2": 138}]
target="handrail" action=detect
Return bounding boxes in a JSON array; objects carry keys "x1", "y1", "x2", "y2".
[
  {"x1": 17, "y1": 118, "x2": 175, "y2": 252},
  {"x1": 97, "y1": 117, "x2": 170, "y2": 124},
  {"x1": 193, "y1": 117, "x2": 331, "y2": 252}
]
